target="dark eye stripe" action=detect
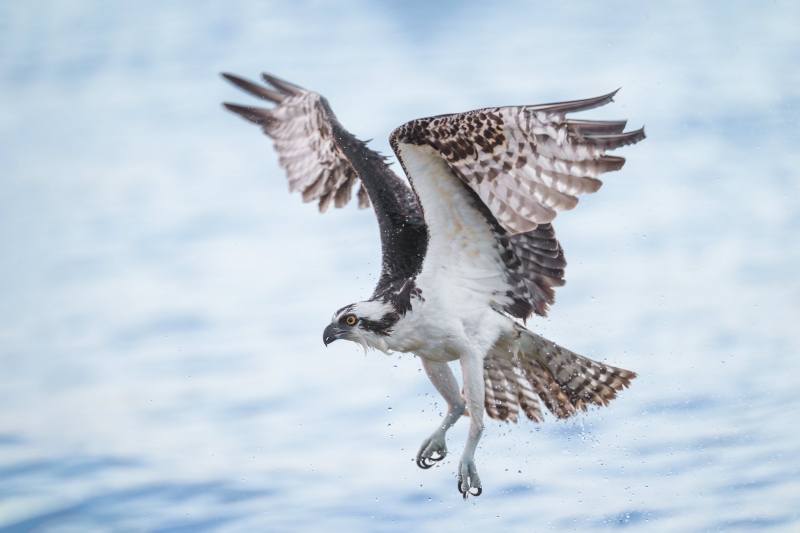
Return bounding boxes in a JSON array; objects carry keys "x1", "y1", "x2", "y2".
[{"x1": 359, "y1": 312, "x2": 400, "y2": 335}]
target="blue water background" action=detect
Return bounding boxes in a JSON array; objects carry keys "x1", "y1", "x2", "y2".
[{"x1": 1, "y1": 1, "x2": 799, "y2": 530}]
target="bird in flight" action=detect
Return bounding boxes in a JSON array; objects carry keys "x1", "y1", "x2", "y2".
[{"x1": 222, "y1": 72, "x2": 643, "y2": 498}]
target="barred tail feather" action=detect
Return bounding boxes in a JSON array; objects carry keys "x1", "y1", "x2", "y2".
[{"x1": 483, "y1": 324, "x2": 636, "y2": 422}]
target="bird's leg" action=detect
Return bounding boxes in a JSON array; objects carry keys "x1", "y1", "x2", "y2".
[
  {"x1": 457, "y1": 349, "x2": 485, "y2": 499},
  {"x1": 416, "y1": 358, "x2": 466, "y2": 469}
]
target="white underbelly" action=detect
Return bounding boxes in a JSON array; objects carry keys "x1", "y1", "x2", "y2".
[
  {"x1": 388, "y1": 142, "x2": 517, "y2": 362},
  {"x1": 386, "y1": 295, "x2": 513, "y2": 363}
]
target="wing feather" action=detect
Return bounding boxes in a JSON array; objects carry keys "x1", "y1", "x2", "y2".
[
  {"x1": 222, "y1": 103, "x2": 276, "y2": 126},
  {"x1": 390, "y1": 92, "x2": 643, "y2": 319},
  {"x1": 391, "y1": 92, "x2": 645, "y2": 235},
  {"x1": 565, "y1": 119, "x2": 627, "y2": 135},
  {"x1": 483, "y1": 324, "x2": 636, "y2": 423},
  {"x1": 581, "y1": 128, "x2": 647, "y2": 150},
  {"x1": 221, "y1": 73, "x2": 286, "y2": 103},
  {"x1": 222, "y1": 72, "x2": 364, "y2": 213},
  {"x1": 527, "y1": 89, "x2": 620, "y2": 114},
  {"x1": 222, "y1": 72, "x2": 428, "y2": 288}
]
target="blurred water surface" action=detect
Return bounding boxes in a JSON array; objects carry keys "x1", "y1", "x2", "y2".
[{"x1": 1, "y1": 1, "x2": 799, "y2": 531}]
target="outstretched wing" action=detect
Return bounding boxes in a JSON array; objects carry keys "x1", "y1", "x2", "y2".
[
  {"x1": 391, "y1": 91, "x2": 644, "y2": 319},
  {"x1": 222, "y1": 72, "x2": 366, "y2": 212},
  {"x1": 394, "y1": 91, "x2": 645, "y2": 234},
  {"x1": 483, "y1": 324, "x2": 636, "y2": 423},
  {"x1": 222, "y1": 72, "x2": 428, "y2": 288}
]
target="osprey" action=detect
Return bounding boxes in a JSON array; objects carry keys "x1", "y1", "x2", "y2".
[{"x1": 222, "y1": 72, "x2": 643, "y2": 498}]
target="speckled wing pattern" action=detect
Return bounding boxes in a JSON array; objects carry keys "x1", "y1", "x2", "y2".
[
  {"x1": 222, "y1": 73, "x2": 429, "y2": 288},
  {"x1": 221, "y1": 73, "x2": 369, "y2": 212},
  {"x1": 391, "y1": 92, "x2": 644, "y2": 319},
  {"x1": 482, "y1": 324, "x2": 636, "y2": 423},
  {"x1": 391, "y1": 91, "x2": 645, "y2": 235}
]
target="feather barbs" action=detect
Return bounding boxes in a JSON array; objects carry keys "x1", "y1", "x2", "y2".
[
  {"x1": 390, "y1": 93, "x2": 645, "y2": 235},
  {"x1": 221, "y1": 73, "x2": 369, "y2": 213}
]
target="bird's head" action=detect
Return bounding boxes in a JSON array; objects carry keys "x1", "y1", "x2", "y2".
[{"x1": 323, "y1": 300, "x2": 398, "y2": 353}]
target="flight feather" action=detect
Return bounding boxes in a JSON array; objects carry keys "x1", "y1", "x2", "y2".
[
  {"x1": 390, "y1": 92, "x2": 646, "y2": 235},
  {"x1": 222, "y1": 72, "x2": 368, "y2": 212},
  {"x1": 221, "y1": 72, "x2": 429, "y2": 289}
]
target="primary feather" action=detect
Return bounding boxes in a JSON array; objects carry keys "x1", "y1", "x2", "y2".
[
  {"x1": 222, "y1": 72, "x2": 367, "y2": 212},
  {"x1": 390, "y1": 97, "x2": 645, "y2": 235}
]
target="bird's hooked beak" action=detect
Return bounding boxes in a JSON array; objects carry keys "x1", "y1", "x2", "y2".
[{"x1": 323, "y1": 322, "x2": 347, "y2": 346}]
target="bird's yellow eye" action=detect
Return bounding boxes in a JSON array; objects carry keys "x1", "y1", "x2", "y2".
[{"x1": 346, "y1": 315, "x2": 357, "y2": 326}]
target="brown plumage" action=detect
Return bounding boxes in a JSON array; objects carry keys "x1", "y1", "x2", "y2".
[
  {"x1": 483, "y1": 324, "x2": 636, "y2": 422},
  {"x1": 391, "y1": 93, "x2": 646, "y2": 235},
  {"x1": 222, "y1": 72, "x2": 369, "y2": 212}
]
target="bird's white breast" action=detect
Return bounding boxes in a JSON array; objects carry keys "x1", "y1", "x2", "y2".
[{"x1": 390, "y1": 143, "x2": 516, "y2": 362}]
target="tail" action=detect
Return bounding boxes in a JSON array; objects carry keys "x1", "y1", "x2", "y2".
[{"x1": 483, "y1": 324, "x2": 636, "y2": 423}]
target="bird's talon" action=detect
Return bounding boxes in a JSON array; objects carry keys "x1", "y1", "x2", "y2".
[
  {"x1": 416, "y1": 450, "x2": 444, "y2": 469},
  {"x1": 416, "y1": 437, "x2": 447, "y2": 470},
  {"x1": 417, "y1": 457, "x2": 434, "y2": 469},
  {"x1": 457, "y1": 464, "x2": 482, "y2": 499}
]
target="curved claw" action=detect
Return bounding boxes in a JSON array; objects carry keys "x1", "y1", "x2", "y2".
[
  {"x1": 458, "y1": 481, "x2": 483, "y2": 499},
  {"x1": 417, "y1": 456, "x2": 435, "y2": 469},
  {"x1": 458, "y1": 462, "x2": 483, "y2": 499},
  {"x1": 416, "y1": 451, "x2": 445, "y2": 469}
]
